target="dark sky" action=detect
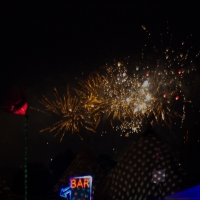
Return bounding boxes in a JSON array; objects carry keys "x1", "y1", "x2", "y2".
[{"x1": 1, "y1": 1, "x2": 200, "y2": 173}]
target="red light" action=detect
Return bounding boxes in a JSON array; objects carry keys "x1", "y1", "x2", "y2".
[
  {"x1": 175, "y1": 96, "x2": 179, "y2": 100},
  {"x1": 12, "y1": 102, "x2": 28, "y2": 115},
  {"x1": 146, "y1": 71, "x2": 150, "y2": 76},
  {"x1": 1, "y1": 88, "x2": 28, "y2": 116},
  {"x1": 70, "y1": 178, "x2": 90, "y2": 188},
  {"x1": 163, "y1": 94, "x2": 167, "y2": 98},
  {"x1": 178, "y1": 70, "x2": 182, "y2": 74}
]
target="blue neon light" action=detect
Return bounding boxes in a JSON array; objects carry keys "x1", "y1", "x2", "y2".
[
  {"x1": 60, "y1": 186, "x2": 71, "y2": 199},
  {"x1": 165, "y1": 185, "x2": 200, "y2": 199}
]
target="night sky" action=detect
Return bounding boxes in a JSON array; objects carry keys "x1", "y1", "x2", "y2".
[{"x1": 1, "y1": 1, "x2": 200, "y2": 184}]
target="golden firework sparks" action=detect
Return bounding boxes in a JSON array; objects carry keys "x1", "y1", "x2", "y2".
[
  {"x1": 39, "y1": 87, "x2": 99, "y2": 141},
  {"x1": 35, "y1": 22, "x2": 197, "y2": 138},
  {"x1": 75, "y1": 73, "x2": 106, "y2": 115}
]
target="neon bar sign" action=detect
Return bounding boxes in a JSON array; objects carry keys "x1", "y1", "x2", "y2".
[{"x1": 60, "y1": 175, "x2": 92, "y2": 200}]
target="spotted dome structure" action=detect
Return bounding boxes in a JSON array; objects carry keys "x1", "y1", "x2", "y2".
[
  {"x1": 95, "y1": 129, "x2": 187, "y2": 200},
  {"x1": 46, "y1": 145, "x2": 104, "y2": 199}
]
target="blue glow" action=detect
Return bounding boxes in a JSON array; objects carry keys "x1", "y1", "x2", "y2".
[
  {"x1": 165, "y1": 185, "x2": 200, "y2": 199},
  {"x1": 60, "y1": 186, "x2": 71, "y2": 199}
]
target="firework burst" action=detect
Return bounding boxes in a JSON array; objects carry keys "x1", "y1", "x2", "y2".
[
  {"x1": 107, "y1": 23, "x2": 197, "y2": 134},
  {"x1": 39, "y1": 87, "x2": 99, "y2": 141},
  {"x1": 80, "y1": 23, "x2": 197, "y2": 134},
  {"x1": 35, "y1": 22, "x2": 198, "y2": 139}
]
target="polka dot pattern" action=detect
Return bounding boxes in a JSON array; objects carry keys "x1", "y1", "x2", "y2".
[{"x1": 95, "y1": 129, "x2": 187, "y2": 200}]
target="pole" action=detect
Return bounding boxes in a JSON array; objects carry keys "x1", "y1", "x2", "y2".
[{"x1": 24, "y1": 114, "x2": 28, "y2": 200}]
